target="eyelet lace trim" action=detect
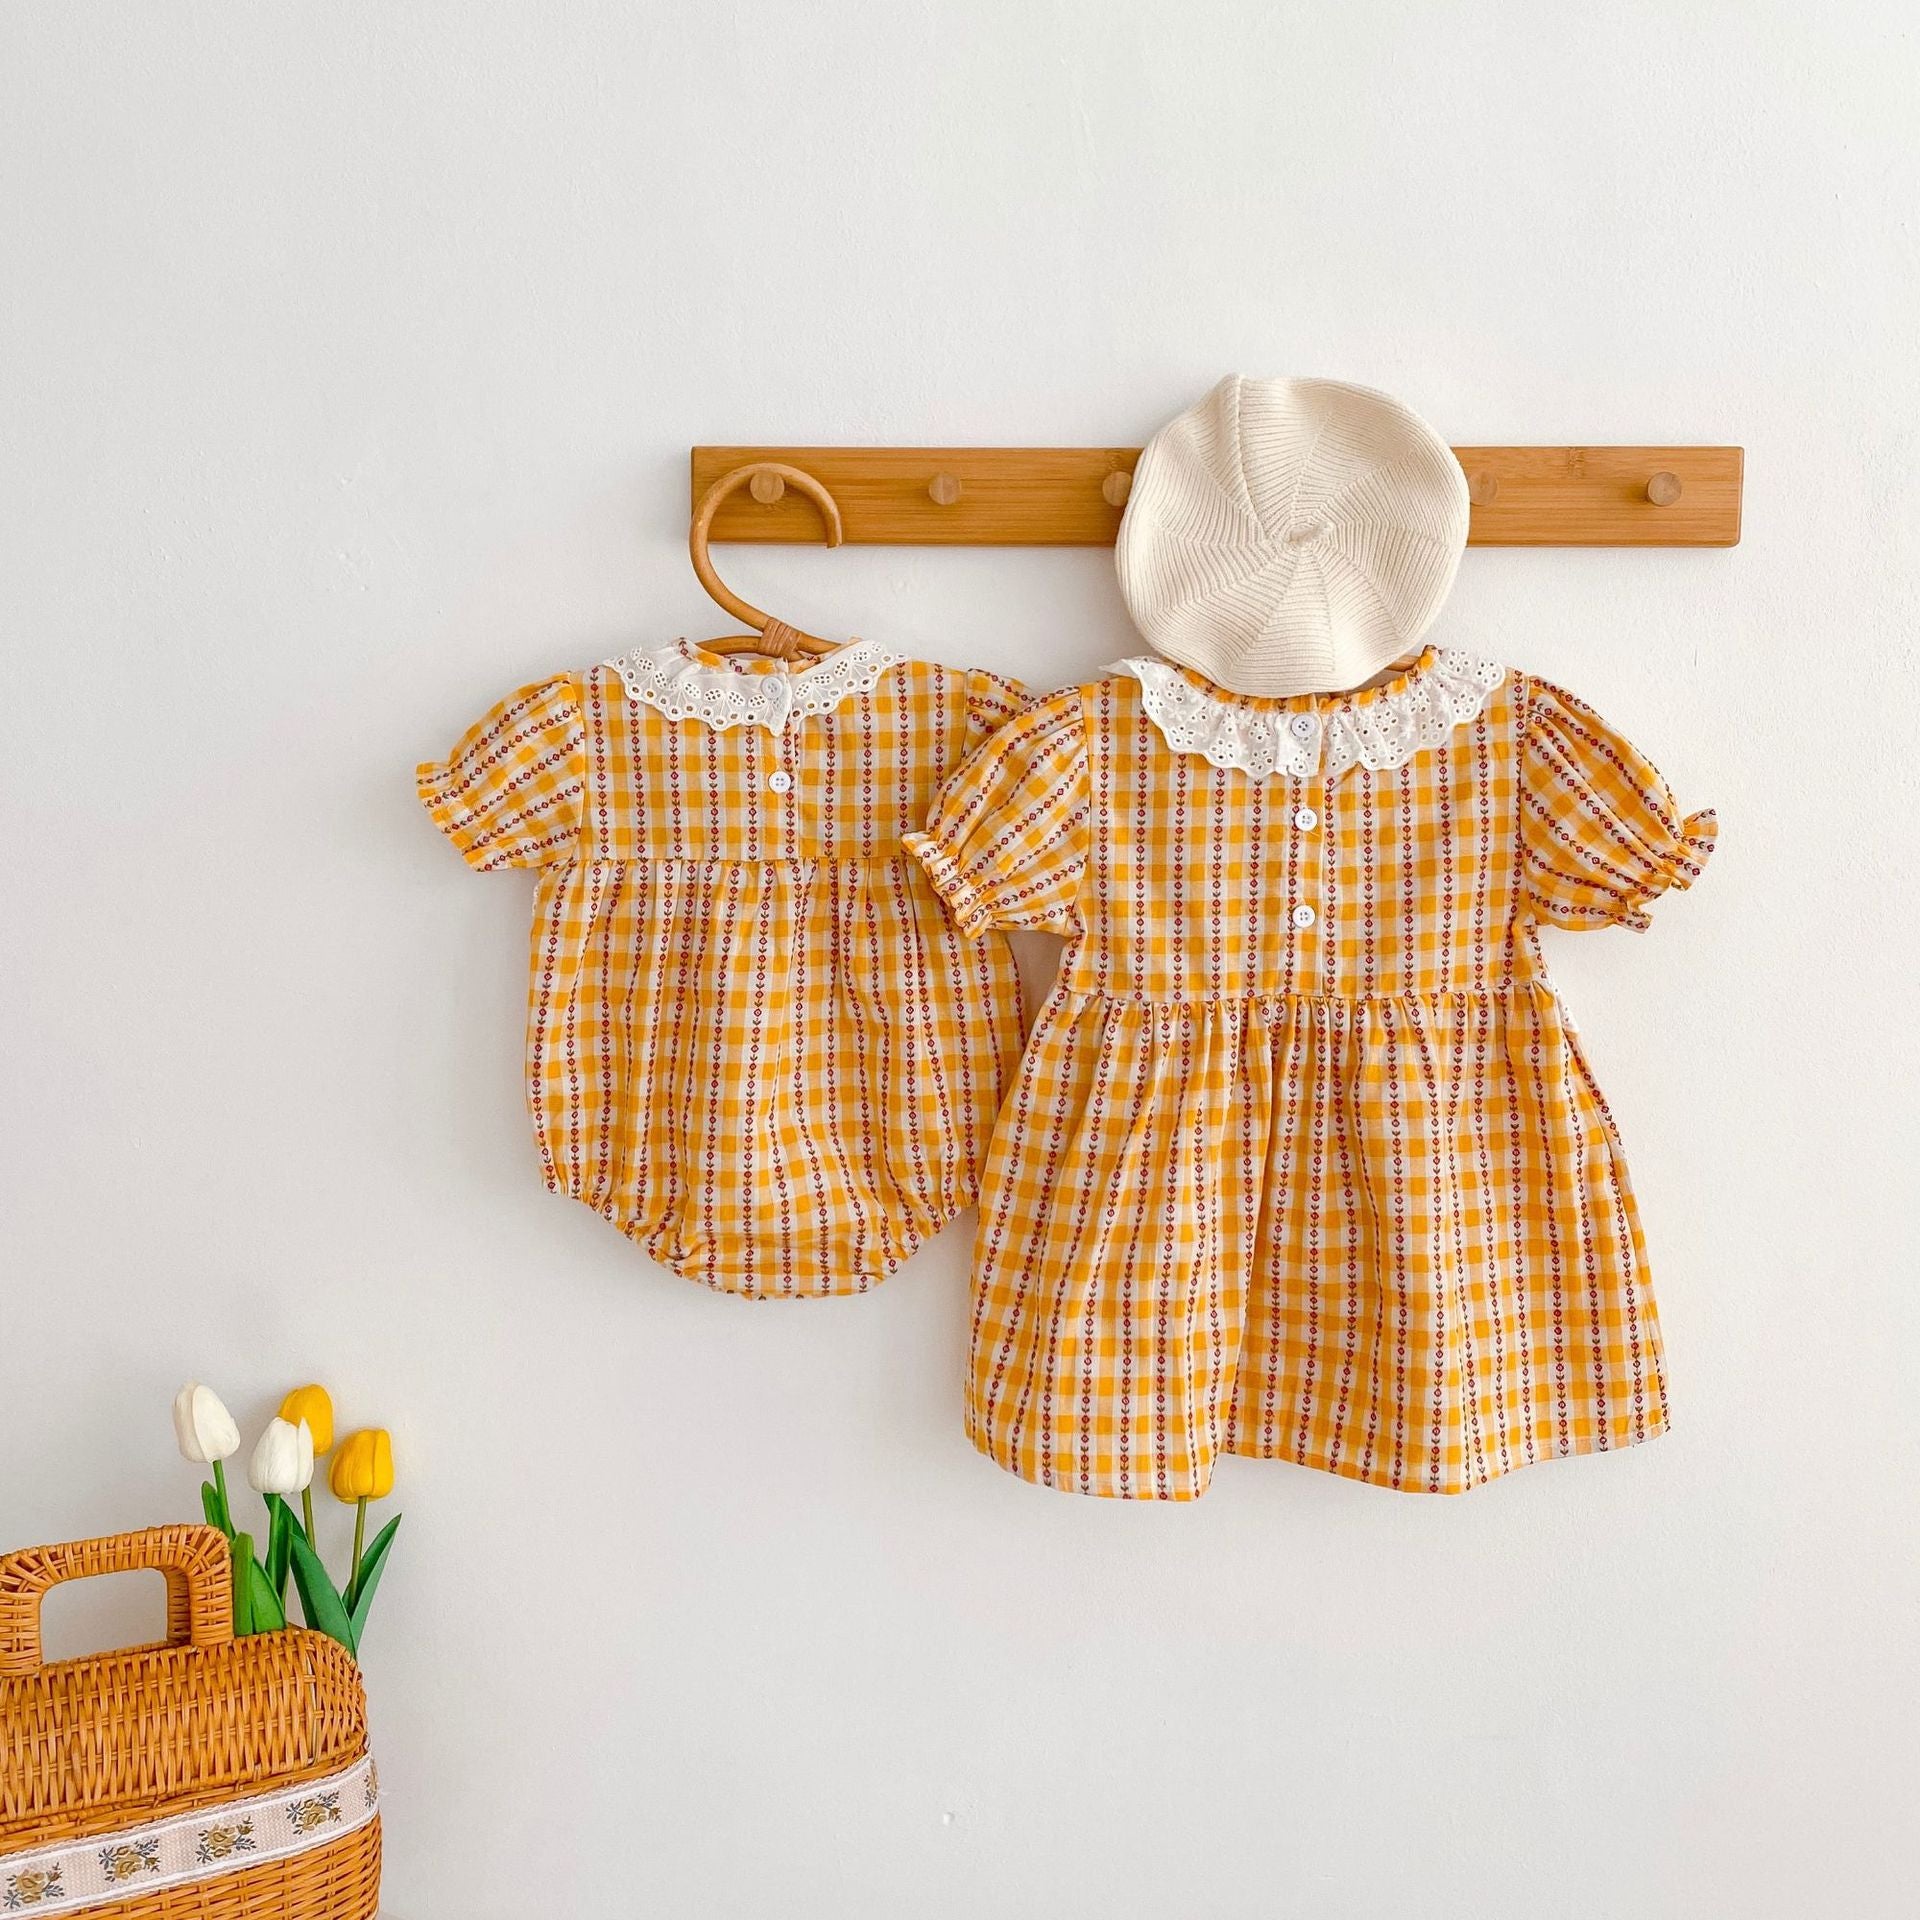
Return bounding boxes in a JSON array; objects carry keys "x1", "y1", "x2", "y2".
[
  {"x1": 603, "y1": 638, "x2": 903, "y2": 734},
  {"x1": 1112, "y1": 649, "x2": 1507, "y2": 779}
]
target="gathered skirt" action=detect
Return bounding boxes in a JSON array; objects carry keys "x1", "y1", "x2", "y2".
[{"x1": 967, "y1": 980, "x2": 1668, "y2": 1497}]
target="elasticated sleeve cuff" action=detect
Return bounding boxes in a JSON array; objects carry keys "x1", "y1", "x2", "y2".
[{"x1": 903, "y1": 830, "x2": 996, "y2": 939}]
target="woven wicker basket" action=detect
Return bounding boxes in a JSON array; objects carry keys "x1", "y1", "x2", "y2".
[{"x1": 0, "y1": 1525, "x2": 380, "y2": 1917}]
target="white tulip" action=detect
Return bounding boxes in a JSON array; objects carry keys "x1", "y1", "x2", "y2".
[
  {"x1": 172, "y1": 1382, "x2": 240, "y2": 1464},
  {"x1": 247, "y1": 1416, "x2": 314, "y2": 1496}
]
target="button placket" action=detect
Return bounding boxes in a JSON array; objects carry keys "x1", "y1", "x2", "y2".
[
  {"x1": 766, "y1": 673, "x2": 797, "y2": 800},
  {"x1": 766, "y1": 727, "x2": 797, "y2": 873},
  {"x1": 756, "y1": 720, "x2": 798, "y2": 860},
  {"x1": 1287, "y1": 773, "x2": 1329, "y2": 985}
]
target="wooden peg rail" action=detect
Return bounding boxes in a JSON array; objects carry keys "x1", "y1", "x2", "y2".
[{"x1": 691, "y1": 444, "x2": 1743, "y2": 547}]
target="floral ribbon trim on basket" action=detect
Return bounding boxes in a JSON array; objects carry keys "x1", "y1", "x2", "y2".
[
  {"x1": 1111, "y1": 648, "x2": 1507, "y2": 779},
  {"x1": 0, "y1": 1753, "x2": 377, "y2": 1911},
  {"x1": 604, "y1": 638, "x2": 904, "y2": 734}
]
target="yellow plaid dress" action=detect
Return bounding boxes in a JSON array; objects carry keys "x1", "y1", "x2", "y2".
[
  {"x1": 906, "y1": 647, "x2": 1717, "y2": 1497},
  {"x1": 419, "y1": 640, "x2": 1027, "y2": 1296}
]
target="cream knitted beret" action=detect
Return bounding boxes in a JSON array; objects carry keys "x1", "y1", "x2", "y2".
[{"x1": 1115, "y1": 375, "x2": 1470, "y2": 698}]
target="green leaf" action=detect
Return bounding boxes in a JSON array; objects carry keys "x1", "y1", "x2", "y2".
[
  {"x1": 265, "y1": 1493, "x2": 295, "y2": 1599},
  {"x1": 346, "y1": 1513, "x2": 401, "y2": 1643},
  {"x1": 245, "y1": 1550, "x2": 286, "y2": 1634},
  {"x1": 230, "y1": 1531, "x2": 256, "y2": 1636},
  {"x1": 287, "y1": 1526, "x2": 356, "y2": 1656},
  {"x1": 201, "y1": 1479, "x2": 232, "y2": 1539}
]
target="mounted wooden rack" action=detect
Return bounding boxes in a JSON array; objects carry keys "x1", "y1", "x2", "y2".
[{"x1": 691, "y1": 444, "x2": 1743, "y2": 547}]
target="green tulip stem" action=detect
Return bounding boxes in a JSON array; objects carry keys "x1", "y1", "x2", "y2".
[
  {"x1": 350, "y1": 1497, "x2": 367, "y2": 1594},
  {"x1": 211, "y1": 1457, "x2": 233, "y2": 1535},
  {"x1": 300, "y1": 1486, "x2": 316, "y2": 1544}
]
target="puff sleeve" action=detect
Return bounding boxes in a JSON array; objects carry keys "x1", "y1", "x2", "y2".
[
  {"x1": 906, "y1": 688, "x2": 1091, "y2": 939},
  {"x1": 1519, "y1": 677, "x2": 1717, "y2": 932},
  {"x1": 961, "y1": 668, "x2": 1029, "y2": 753},
  {"x1": 416, "y1": 675, "x2": 586, "y2": 871}
]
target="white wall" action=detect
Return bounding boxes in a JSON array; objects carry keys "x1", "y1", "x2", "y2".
[{"x1": 3, "y1": 4, "x2": 1915, "y2": 1915}]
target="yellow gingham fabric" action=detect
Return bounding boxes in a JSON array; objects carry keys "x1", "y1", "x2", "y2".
[
  {"x1": 906, "y1": 649, "x2": 1716, "y2": 1498},
  {"x1": 418, "y1": 645, "x2": 1028, "y2": 1296}
]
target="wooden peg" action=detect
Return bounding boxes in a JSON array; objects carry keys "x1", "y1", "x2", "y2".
[
  {"x1": 928, "y1": 472, "x2": 963, "y2": 507},
  {"x1": 747, "y1": 470, "x2": 786, "y2": 505},
  {"x1": 1467, "y1": 471, "x2": 1499, "y2": 507},
  {"x1": 1101, "y1": 469, "x2": 1133, "y2": 508},
  {"x1": 1646, "y1": 471, "x2": 1683, "y2": 506}
]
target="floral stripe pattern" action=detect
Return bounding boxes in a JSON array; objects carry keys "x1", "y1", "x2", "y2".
[
  {"x1": 418, "y1": 644, "x2": 1029, "y2": 1296},
  {"x1": 908, "y1": 648, "x2": 1717, "y2": 1498},
  {"x1": 0, "y1": 1753, "x2": 376, "y2": 1911}
]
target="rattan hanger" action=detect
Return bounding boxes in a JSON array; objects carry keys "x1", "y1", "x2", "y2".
[{"x1": 689, "y1": 461, "x2": 845, "y2": 659}]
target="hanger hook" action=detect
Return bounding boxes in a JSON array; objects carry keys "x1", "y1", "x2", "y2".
[{"x1": 689, "y1": 462, "x2": 844, "y2": 642}]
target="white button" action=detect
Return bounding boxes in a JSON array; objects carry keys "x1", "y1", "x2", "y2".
[
  {"x1": 767, "y1": 770, "x2": 793, "y2": 795},
  {"x1": 1294, "y1": 805, "x2": 1319, "y2": 831},
  {"x1": 1290, "y1": 903, "x2": 1317, "y2": 930},
  {"x1": 1289, "y1": 714, "x2": 1317, "y2": 741}
]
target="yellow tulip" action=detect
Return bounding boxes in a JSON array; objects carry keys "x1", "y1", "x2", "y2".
[
  {"x1": 329, "y1": 1428, "x2": 394, "y2": 1502},
  {"x1": 279, "y1": 1384, "x2": 335, "y2": 1455},
  {"x1": 330, "y1": 1427, "x2": 396, "y2": 1605}
]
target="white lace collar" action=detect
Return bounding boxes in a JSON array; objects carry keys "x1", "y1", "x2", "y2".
[
  {"x1": 603, "y1": 638, "x2": 904, "y2": 734},
  {"x1": 1112, "y1": 648, "x2": 1507, "y2": 780}
]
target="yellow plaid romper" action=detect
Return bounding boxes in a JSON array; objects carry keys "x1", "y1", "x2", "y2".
[
  {"x1": 907, "y1": 647, "x2": 1716, "y2": 1498},
  {"x1": 419, "y1": 640, "x2": 1028, "y2": 1297}
]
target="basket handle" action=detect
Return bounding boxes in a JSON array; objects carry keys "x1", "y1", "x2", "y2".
[{"x1": 0, "y1": 1525, "x2": 234, "y2": 1675}]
